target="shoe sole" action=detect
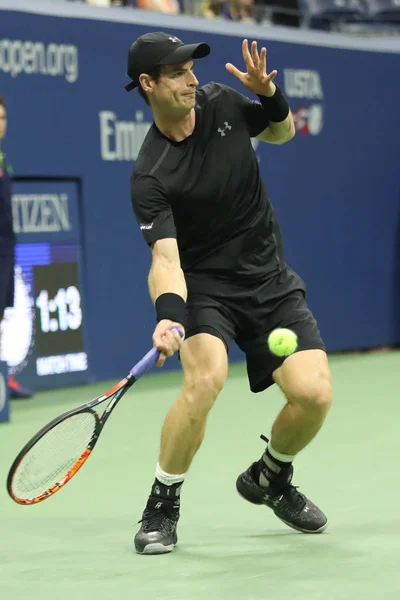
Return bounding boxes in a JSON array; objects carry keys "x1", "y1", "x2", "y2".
[
  {"x1": 278, "y1": 517, "x2": 328, "y2": 534},
  {"x1": 136, "y1": 542, "x2": 176, "y2": 555},
  {"x1": 237, "y1": 490, "x2": 328, "y2": 534}
]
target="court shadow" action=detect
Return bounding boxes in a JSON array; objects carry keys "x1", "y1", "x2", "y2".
[
  {"x1": 241, "y1": 530, "x2": 330, "y2": 539},
  {"x1": 174, "y1": 526, "x2": 354, "y2": 567}
]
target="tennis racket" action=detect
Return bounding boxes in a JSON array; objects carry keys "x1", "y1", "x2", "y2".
[{"x1": 7, "y1": 327, "x2": 183, "y2": 506}]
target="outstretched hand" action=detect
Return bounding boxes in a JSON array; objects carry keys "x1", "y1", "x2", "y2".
[{"x1": 225, "y1": 39, "x2": 277, "y2": 97}]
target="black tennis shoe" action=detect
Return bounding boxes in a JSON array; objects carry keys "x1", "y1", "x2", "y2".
[
  {"x1": 236, "y1": 452, "x2": 328, "y2": 533},
  {"x1": 134, "y1": 496, "x2": 180, "y2": 554}
]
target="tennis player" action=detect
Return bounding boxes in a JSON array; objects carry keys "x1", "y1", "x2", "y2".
[{"x1": 126, "y1": 32, "x2": 332, "y2": 554}]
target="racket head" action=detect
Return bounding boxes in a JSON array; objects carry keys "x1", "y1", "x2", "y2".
[{"x1": 7, "y1": 407, "x2": 101, "y2": 505}]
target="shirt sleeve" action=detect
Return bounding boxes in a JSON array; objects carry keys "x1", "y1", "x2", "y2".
[
  {"x1": 219, "y1": 83, "x2": 269, "y2": 138},
  {"x1": 130, "y1": 172, "x2": 176, "y2": 246}
]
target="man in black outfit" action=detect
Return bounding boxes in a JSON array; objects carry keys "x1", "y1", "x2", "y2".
[{"x1": 126, "y1": 32, "x2": 332, "y2": 554}]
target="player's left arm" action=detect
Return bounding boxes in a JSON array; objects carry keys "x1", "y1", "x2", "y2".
[
  {"x1": 226, "y1": 39, "x2": 295, "y2": 145},
  {"x1": 256, "y1": 108, "x2": 295, "y2": 145}
]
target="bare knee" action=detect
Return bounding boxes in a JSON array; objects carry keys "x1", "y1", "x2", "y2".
[
  {"x1": 274, "y1": 350, "x2": 332, "y2": 414},
  {"x1": 288, "y1": 370, "x2": 332, "y2": 414},
  {"x1": 178, "y1": 333, "x2": 228, "y2": 424},
  {"x1": 181, "y1": 368, "x2": 226, "y2": 423}
]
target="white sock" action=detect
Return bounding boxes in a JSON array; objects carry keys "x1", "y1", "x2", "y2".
[
  {"x1": 267, "y1": 442, "x2": 296, "y2": 463},
  {"x1": 155, "y1": 463, "x2": 186, "y2": 486}
]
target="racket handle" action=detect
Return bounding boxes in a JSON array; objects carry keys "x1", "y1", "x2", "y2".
[{"x1": 129, "y1": 326, "x2": 184, "y2": 379}]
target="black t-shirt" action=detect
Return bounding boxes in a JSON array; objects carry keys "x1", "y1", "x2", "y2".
[{"x1": 130, "y1": 82, "x2": 285, "y2": 285}]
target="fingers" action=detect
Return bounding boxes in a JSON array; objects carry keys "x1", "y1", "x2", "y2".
[
  {"x1": 242, "y1": 39, "x2": 254, "y2": 70},
  {"x1": 265, "y1": 70, "x2": 278, "y2": 83},
  {"x1": 156, "y1": 353, "x2": 166, "y2": 368},
  {"x1": 152, "y1": 320, "x2": 185, "y2": 368},
  {"x1": 243, "y1": 40, "x2": 274, "y2": 78},
  {"x1": 259, "y1": 46, "x2": 266, "y2": 75},
  {"x1": 169, "y1": 327, "x2": 184, "y2": 349},
  {"x1": 245, "y1": 40, "x2": 262, "y2": 72},
  {"x1": 251, "y1": 41, "x2": 259, "y2": 69},
  {"x1": 156, "y1": 330, "x2": 181, "y2": 356},
  {"x1": 225, "y1": 63, "x2": 245, "y2": 81}
]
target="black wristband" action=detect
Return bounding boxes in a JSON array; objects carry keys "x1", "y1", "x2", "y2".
[
  {"x1": 257, "y1": 85, "x2": 290, "y2": 123},
  {"x1": 155, "y1": 293, "x2": 186, "y2": 327}
]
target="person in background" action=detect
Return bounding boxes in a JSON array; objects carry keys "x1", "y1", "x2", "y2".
[
  {"x1": 0, "y1": 96, "x2": 33, "y2": 400},
  {"x1": 200, "y1": 0, "x2": 255, "y2": 21},
  {"x1": 136, "y1": 0, "x2": 180, "y2": 13}
]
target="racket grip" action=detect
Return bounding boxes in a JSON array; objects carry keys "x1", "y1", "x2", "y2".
[{"x1": 129, "y1": 327, "x2": 184, "y2": 379}]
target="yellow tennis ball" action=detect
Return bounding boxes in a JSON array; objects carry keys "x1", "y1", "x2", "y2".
[{"x1": 268, "y1": 328, "x2": 298, "y2": 357}]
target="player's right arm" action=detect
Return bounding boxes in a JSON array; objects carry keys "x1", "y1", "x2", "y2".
[
  {"x1": 130, "y1": 173, "x2": 186, "y2": 366},
  {"x1": 148, "y1": 239, "x2": 186, "y2": 302},
  {"x1": 149, "y1": 238, "x2": 187, "y2": 366}
]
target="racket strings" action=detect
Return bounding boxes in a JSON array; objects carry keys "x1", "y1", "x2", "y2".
[{"x1": 11, "y1": 411, "x2": 97, "y2": 500}]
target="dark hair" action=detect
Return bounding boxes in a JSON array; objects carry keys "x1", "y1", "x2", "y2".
[
  {"x1": 137, "y1": 65, "x2": 164, "y2": 106},
  {"x1": 0, "y1": 96, "x2": 5, "y2": 108}
]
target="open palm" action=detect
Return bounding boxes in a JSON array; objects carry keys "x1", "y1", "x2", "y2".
[{"x1": 226, "y1": 39, "x2": 277, "y2": 97}]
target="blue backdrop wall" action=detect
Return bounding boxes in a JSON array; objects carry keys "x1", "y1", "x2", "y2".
[{"x1": 1, "y1": 2, "x2": 399, "y2": 387}]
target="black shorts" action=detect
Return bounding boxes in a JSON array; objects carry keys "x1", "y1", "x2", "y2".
[
  {"x1": 184, "y1": 266, "x2": 326, "y2": 393},
  {"x1": 0, "y1": 248, "x2": 15, "y2": 318}
]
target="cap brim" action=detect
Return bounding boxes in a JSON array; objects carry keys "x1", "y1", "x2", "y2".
[
  {"x1": 124, "y1": 42, "x2": 210, "y2": 92},
  {"x1": 158, "y1": 42, "x2": 210, "y2": 65}
]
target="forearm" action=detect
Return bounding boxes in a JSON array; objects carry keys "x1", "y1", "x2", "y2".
[
  {"x1": 267, "y1": 111, "x2": 295, "y2": 142},
  {"x1": 257, "y1": 83, "x2": 295, "y2": 144},
  {"x1": 148, "y1": 256, "x2": 187, "y2": 304}
]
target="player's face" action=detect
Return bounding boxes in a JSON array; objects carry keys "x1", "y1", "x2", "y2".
[
  {"x1": 153, "y1": 61, "x2": 199, "y2": 113},
  {"x1": 0, "y1": 105, "x2": 7, "y2": 140}
]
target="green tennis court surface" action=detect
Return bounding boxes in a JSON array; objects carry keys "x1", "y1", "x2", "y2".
[{"x1": 1, "y1": 351, "x2": 399, "y2": 600}]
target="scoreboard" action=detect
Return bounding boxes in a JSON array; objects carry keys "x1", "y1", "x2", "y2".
[{"x1": 0, "y1": 180, "x2": 88, "y2": 391}]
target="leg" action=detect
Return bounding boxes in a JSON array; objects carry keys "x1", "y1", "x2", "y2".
[
  {"x1": 237, "y1": 348, "x2": 331, "y2": 533},
  {"x1": 236, "y1": 279, "x2": 331, "y2": 532},
  {"x1": 134, "y1": 332, "x2": 228, "y2": 554},
  {"x1": 159, "y1": 332, "x2": 228, "y2": 474},
  {"x1": 270, "y1": 349, "x2": 332, "y2": 455}
]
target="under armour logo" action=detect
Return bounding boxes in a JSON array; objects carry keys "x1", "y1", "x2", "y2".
[
  {"x1": 154, "y1": 502, "x2": 163, "y2": 509},
  {"x1": 218, "y1": 122, "x2": 232, "y2": 136},
  {"x1": 263, "y1": 493, "x2": 282, "y2": 507},
  {"x1": 169, "y1": 36, "x2": 180, "y2": 43}
]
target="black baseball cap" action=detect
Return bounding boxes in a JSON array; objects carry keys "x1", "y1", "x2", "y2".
[{"x1": 124, "y1": 31, "x2": 210, "y2": 92}]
